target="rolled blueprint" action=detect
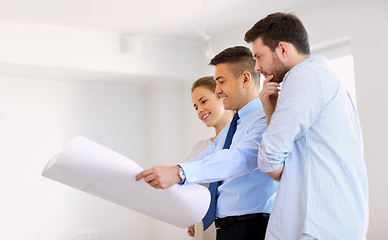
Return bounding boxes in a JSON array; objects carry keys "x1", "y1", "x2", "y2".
[{"x1": 42, "y1": 136, "x2": 210, "y2": 228}]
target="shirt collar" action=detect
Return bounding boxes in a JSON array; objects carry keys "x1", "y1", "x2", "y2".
[
  {"x1": 284, "y1": 56, "x2": 327, "y2": 81},
  {"x1": 237, "y1": 97, "x2": 263, "y2": 120}
]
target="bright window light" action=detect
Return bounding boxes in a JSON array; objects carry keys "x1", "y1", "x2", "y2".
[{"x1": 327, "y1": 55, "x2": 357, "y2": 106}]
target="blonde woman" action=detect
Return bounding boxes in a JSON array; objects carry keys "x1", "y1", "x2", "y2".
[{"x1": 186, "y1": 76, "x2": 234, "y2": 240}]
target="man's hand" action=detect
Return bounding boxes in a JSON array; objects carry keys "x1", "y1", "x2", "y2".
[
  {"x1": 266, "y1": 163, "x2": 284, "y2": 182},
  {"x1": 135, "y1": 165, "x2": 181, "y2": 189},
  {"x1": 259, "y1": 75, "x2": 281, "y2": 125},
  {"x1": 187, "y1": 224, "x2": 195, "y2": 237}
]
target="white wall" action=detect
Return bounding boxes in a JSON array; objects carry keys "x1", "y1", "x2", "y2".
[
  {"x1": 0, "y1": 16, "x2": 215, "y2": 239},
  {"x1": 0, "y1": 74, "x2": 215, "y2": 240},
  {"x1": 0, "y1": 76, "x2": 148, "y2": 239}
]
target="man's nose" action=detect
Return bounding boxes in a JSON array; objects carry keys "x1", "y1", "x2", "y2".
[
  {"x1": 255, "y1": 61, "x2": 261, "y2": 72},
  {"x1": 215, "y1": 83, "x2": 222, "y2": 95}
]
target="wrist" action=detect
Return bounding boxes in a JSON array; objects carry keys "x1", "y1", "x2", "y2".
[{"x1": 177, "y1": 165, "x2": 186, "y2": 185}]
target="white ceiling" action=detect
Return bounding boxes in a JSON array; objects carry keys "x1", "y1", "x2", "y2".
[
  {"x1": 0, "y1": 0, "x2": 313, "y2": 39},
  {"x1": 0, "y1": 0, "x2": 315, "y2": 83}
]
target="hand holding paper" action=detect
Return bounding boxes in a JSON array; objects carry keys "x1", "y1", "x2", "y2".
[
  {"x1": 136, "y1": 165, "x2": 182, "y2": 189},
  {"x1": 42, "y1": 136, "x2": 210, "y2": 228}
]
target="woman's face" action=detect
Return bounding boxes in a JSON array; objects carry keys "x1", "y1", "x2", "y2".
[{"x1": 191, "y1": 86, "x2": 225, "y2": 128}]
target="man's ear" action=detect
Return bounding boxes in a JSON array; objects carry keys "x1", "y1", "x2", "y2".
[
  {"x1": 241, "y1": 71, "x2": 252, "y2": 89},
  {"x1": 277, "y1": 41, "x2": 289, "y2": 59}
]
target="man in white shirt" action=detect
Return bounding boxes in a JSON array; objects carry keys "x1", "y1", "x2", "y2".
[{"x1": 244, "y1": 12, "x2": 368, "y2": 240}]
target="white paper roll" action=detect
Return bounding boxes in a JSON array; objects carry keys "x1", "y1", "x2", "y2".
[{"x1": 42, "y1": 136, "x2": 210, "y2": 228}]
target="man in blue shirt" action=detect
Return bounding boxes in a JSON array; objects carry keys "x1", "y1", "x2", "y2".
[
  {"x1": 244, "y1": 13, "x2": 369, "y2": 240},
  {"x1": 136, "y1": 46, "x2": 278, "y2": 240}
]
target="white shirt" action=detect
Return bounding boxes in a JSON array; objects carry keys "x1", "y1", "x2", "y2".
[{"x1": 258, "y1": 56, "x2": 369, "y2": 240}]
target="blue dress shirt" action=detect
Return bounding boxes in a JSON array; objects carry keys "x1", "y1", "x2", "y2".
[
  {"x1": 180, "y1": 98, "x2": 279, "y2": 218},
  {"x1": 258, "y1": 56, "x2": 369, "y2": 240}
]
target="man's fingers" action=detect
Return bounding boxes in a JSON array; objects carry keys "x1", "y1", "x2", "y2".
[
  {"x1": 141, "y1": 175, "x2": 161, "y2": 189},
  {"x1": 135, "y1": 166, "x2": 178, "y2": 189},
  {"x1": 264, "y1": 74, "x2": 274, "y2": 83},
  {"x1": 149, "y1": 181, "x2": 162, "y2": 189},
  {"x1": 135, "y1": 171, "x2": 145, "y2": 181},
  {"x1": 262, "y1": 82, "x2": 280, "y2": 89},
  {"x1": 262, "y1": 78, "x2": 270, "y2": 85},
  {"x1": 135, "y1": 168, "x2": 154, "y2": 181},
  {"x1": 260, "y1": 87, "x2": 279, "y2": 98},
  {"x1": 139, "y1": 172, "x2": 163, "y2": 189},
  {"x1": 260, "y1": 83, "x2": 280, "y2": 97},
  {"x1": 144, "y1": 174, "x2": 157, "y2": 184},
  {"x1": 263, "y1": 85, "x2": 280, "y2": 92}
]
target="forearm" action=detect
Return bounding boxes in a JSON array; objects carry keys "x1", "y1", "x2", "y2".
[
  {"x1": 180, "y1": 146, "x2": 258, "y2": 184},
  {"x1": 263, "y1": 106, "x2": 275, "y2": 125},
  {"x1": 266, "y1": 163, "x2": 284, "y2": 181}
]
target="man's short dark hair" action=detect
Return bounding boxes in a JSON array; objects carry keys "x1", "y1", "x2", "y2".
[
  {"x1": 209, "y1": 46, "x2": 260, "y2": 86},
  {"x1": 244, "y1": 12, "x2": 310, "y2": 55}
]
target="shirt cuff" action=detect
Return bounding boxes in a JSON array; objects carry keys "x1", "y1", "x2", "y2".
[
  {"x1": 178, "y1": 160, "x2": 204, "y2": 184},
  {"x1": 257, "y1": 146, "x2": 285, "y2": 173}
]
